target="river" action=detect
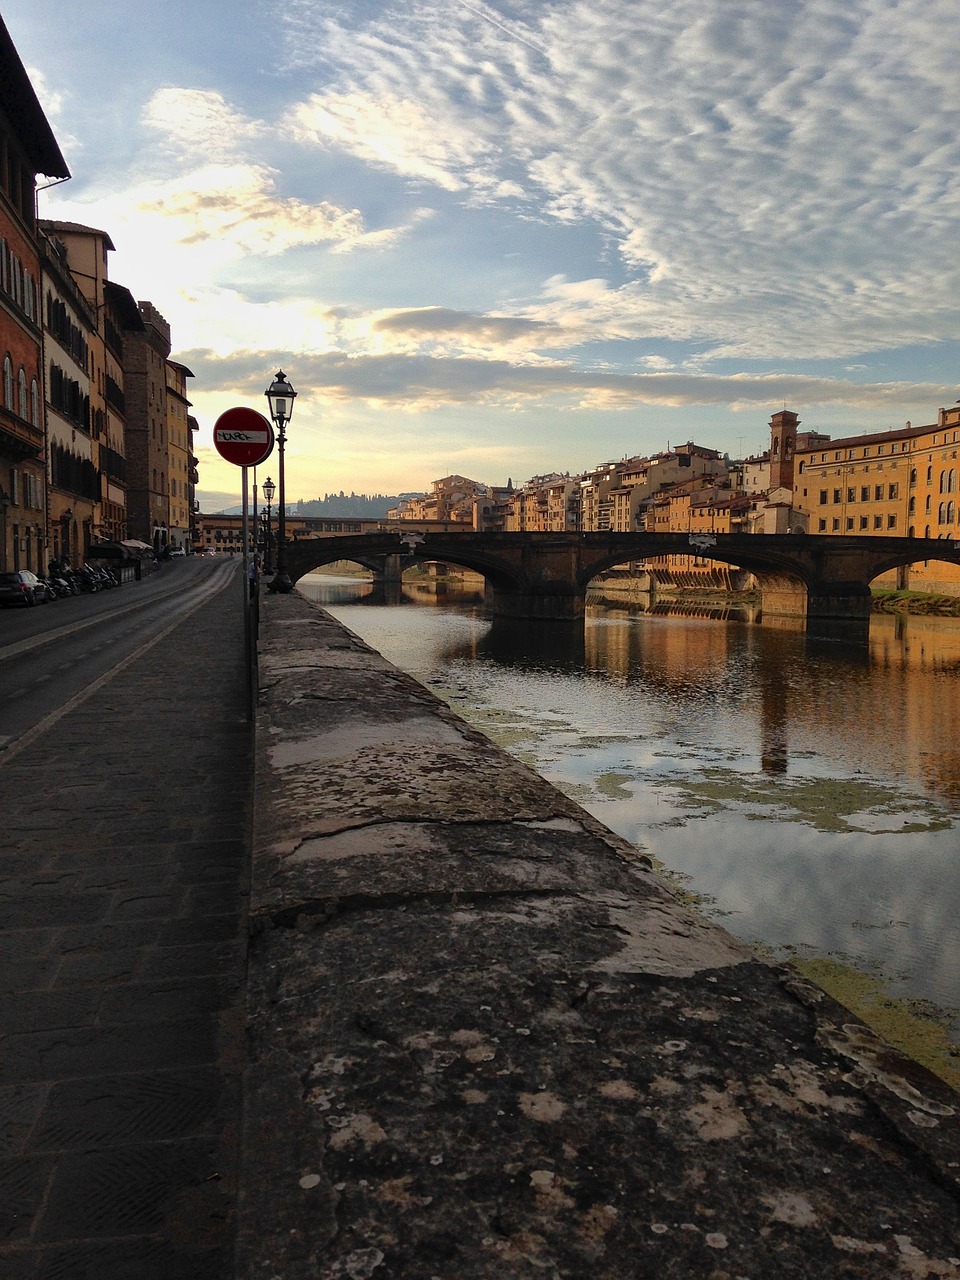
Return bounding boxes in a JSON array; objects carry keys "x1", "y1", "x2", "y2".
[{"x1": 299, "y1": 573, "x2": 960, "y2": 1057}]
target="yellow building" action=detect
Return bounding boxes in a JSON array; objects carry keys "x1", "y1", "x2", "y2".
[
  {"x1": 165, "y1": 360, "x2": 194, "y2": 552},
  {"x1": 791, "y1": 404, "x2": 960, "y2": 592}
]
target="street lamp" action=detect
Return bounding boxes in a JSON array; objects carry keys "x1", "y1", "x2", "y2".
[
  {"x1": 264, "y1": 371, "x2": 296, "y2": 592},
  {"x1": 261, "y1": 475, "x2": 275, "y2": 573}
]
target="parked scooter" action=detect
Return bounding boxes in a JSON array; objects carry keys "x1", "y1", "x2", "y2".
[
  {"x1": 50, "y1": 569, "x2": 75, "y2": 597},
  {"x1": 77, "y1": 563, "x2": 101, "y2": 592},
  {"x1": 36, "y1": 574, "x2": 59, "y2": 602}
]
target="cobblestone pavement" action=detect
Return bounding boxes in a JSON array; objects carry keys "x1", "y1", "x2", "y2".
[{"x1": 0, "y1": 572, "x2": 252, "y2": 1279}]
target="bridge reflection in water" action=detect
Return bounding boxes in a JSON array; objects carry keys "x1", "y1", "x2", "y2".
[{"x1": 285, "y1": 530, "x2": 960, "y2": 626}]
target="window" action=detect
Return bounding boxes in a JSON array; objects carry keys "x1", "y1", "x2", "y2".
[
  {"x1": 874, "y1": 515, "x2": 883, "y2": 530},
  {"x1": 3, "y1": 355, "x2": 12, "y2": 409},
  {"x1": 819, "y1": 490, "x2": 828, "y2": 504},
  {"x1": 875, "y1": 485, "x2": 883, "y2": 501},
  {"x1": 832, "y1": 518, "x2": 840, "y2": 531},
  {"x1": 887, "y1": 514, "x2": 897, "y2": 529},
  {"x1": 847, "y1": 487, "x2": 856, "y2": 502},
  {"x1": 833, "y1": 489, "x2": 841, "y2": 503},
  {"x1": 860, "y1": 486, "x2": 869, "y2": 501},
  {"x1": 927, "y1": 465, "x2": 933, "y2": 485},
  {"x1": 859, "y1": 516, "x2": 868, "y2": 530},
  {"x1": 846, "y1": 517, "x2": 854, "y2": 531},
  {"x1": 888, "y1": 483, "x2": 898, "y2": 500},
  {"x1": 909, "y1": 468, "x2": 917, "y2": 488},
  {"x1": 18, "y1": 367, "x2": 27, "y2": 420},
  {"x1": 949, "y1": 502, "x2": 956, "y2": 525},
  {"x1": 818, "y1": 518, "x2": 827, "y2": 532}
]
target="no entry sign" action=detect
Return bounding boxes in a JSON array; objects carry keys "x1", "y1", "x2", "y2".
[{"x1": 213, "y1": 407, "x2": 275, "y2": 467}]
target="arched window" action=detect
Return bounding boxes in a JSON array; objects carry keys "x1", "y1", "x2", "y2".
[
  {"x1": 938, "y1": 502, "x2": 947, "y2": 525},
  {"x1": 908, "y1": 496, "x2": 916, "y2": 516},
  {"x1": 3, "y1": 355, "x2": 12, "y2": 410},
  {"x1": 940, "y1": 471, "x2": 948, "y2": 493},
  {"x1": 18, "y1": 367, "x2": 27, "y2": 419},
  {"x1": 949, "y1": 469, "x2": 957, "y2": 494},
  {"x1": 926, "y1": 494, "x2": 932, "y2": 514},
  {"x1": 949, "y1": 502, "x2": 956, "y2": 525},
  {"x1": 31, "y1": 379, "x2": 40, "y2": 429},
  {"x1": 909, "y1": 468, "x2": 918, "y2": 488}
]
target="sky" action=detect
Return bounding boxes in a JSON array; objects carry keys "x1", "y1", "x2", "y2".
[{"x1": 5, "y1": 0, "x2": 960, "y2": 511}]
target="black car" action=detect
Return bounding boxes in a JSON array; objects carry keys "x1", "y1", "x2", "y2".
[{"x1": 0, "y1": 570, "x2": 48, "y2": 606}]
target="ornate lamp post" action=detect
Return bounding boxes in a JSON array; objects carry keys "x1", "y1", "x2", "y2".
[
  {"x1": 264, "y1": 371, "x2": 296, "y2": 592},
  {"x1": 261, "y1": 475, "x2": 275, "y2": 573}
]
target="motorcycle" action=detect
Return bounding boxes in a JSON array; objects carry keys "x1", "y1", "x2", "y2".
[{"x1": 77, "y1": 564, "x2": 101, "y2": 592}]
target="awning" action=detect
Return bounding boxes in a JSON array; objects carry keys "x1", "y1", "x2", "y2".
[{"x1": 88, "y1": 540, "x2": 155, "y2": 560}]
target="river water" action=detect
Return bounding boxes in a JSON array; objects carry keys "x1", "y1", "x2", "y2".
[{"x1": 300, "y1": 573, "x2": 960, "y2": 1046}]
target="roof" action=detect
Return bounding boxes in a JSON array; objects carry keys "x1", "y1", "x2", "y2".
[
  {"x1": 39, "y1": 219, "x2": 116, "y2": 251},
  {"x1": 103, "y1": 281, "x2": 145, "y2": 330},
  {"x1": 0, "y1": 16, "x2": 69, "y2": 178}
]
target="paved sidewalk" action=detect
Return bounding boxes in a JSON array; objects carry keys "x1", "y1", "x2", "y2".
[{"x1": 0, "y1": 572, "x2": 252, "y2": 1279}]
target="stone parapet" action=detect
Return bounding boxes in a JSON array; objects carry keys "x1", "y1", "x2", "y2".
[{"x1": 240, "y1": 591, "x2": 960, "y2": 1278}]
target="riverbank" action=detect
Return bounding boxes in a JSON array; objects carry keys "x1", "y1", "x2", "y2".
[{"x1": 241, "y1": 589, "x2": 960, "y2": 1278}]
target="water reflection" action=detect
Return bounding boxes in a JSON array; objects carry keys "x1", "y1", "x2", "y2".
[{"x1": 299, "y1": 573, "x2": 960, "y2": 1038}]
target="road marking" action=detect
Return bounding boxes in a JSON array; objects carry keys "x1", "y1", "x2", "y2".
[{"x1": 0, "y1": 566, "x2": 238, "y2": 763}]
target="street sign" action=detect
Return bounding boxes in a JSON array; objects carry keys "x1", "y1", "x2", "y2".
[{"x1": 213, "y1": 407, "x2": 275, "y2": 467}]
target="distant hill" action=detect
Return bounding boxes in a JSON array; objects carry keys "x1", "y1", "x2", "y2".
[{"x1": 295, "y1": 492, "x2": 424, "y2": 518}]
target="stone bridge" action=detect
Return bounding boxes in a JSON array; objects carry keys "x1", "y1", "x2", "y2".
[{"x1": 282, "y1": 530, "x2": 960, "y2": 621}]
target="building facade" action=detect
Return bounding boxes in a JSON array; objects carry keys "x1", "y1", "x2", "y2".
[
  {"x1": 123, "y1": 301, "x2": 171, "y2": 551},
  {"x1": 165, "y1": 360, "x2": 194, "y2": 552},
  {"x1": 0, "y1": 17, "x2": 69, "y2": 572}
]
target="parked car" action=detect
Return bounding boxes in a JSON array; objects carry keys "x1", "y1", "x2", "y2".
[
  {"x1": 170, "y1": 547, "x2": 186, "y2": 558},
  {"x1": 0, "y1": 570, "x2": 48, "y2": 606}
]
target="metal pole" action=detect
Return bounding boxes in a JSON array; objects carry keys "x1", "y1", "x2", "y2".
[
  {"x1": 272, "y1": 422, "x2": 291, "y2": 590},
  {"x1": 241, "y1": 466, "x2": 254, "y2": 720}
]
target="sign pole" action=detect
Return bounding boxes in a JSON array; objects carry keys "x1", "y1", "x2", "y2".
[
  {"x1": 211, "y1": 407, "x2": 276, "y2": 722},
  {"x1": 242, "y1": 465, "x2": 253, "y2": 719}
]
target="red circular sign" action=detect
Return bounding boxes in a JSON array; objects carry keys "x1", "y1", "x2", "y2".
[{"x1": 213, "y1": 407, "x2": 275, "y2": 467}]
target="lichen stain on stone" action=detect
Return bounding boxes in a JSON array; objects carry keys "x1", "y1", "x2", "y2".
[
  {"x1": 598, "y1": 1079, "x2": 638, "y2": 1101},
  {"x1": 762, "y1": 1190, "x2": 818, "y2": 1227},
  {"x1": 519, "y1": 1091, "x2": 567, "y2": 1122},
  {"x1": 326, "y1": 1113, "x2": 387, "y2": 1150},
  {"x1": 684, "y1": 1085, "x2": 751, "y2": 1141},
  {"x1": 752, "y1": 1059, "x2": 863, "y2": 1117},
  {"x1": 790, "y1": 957, "x2": 960, "y2": 1094},
  {"x1": 818, "y1": 1021, "x2": 957, "y2": 1115}
]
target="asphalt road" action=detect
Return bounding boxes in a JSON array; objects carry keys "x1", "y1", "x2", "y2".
[{"x1": 0, "y1": 557, "x2": 242, "y2": 756}]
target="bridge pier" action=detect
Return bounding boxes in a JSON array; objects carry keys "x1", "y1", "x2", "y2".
[
  {"x1": 761, "y1": 578, "x2": 872, "y2": 622},
  {"x1": 372, "y1": 553, "x2": 404, "y2": 584}
]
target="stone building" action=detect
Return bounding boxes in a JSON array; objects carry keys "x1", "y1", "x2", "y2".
[
  {"x1": 39, "y1": 220, "x2": 144, "y2": 552},
  {"x1": 39, "y1": 231, "x2": 96, "y2": 565},
  {"x1": 0, "y1": 16, "x2": 69, "y2": 572},
  {"x1": 123, "y1": 301, "x2": 172, "y2": 551},
  {"x1": 165, "y1": 359, "x2": 194, "y2": 552}
]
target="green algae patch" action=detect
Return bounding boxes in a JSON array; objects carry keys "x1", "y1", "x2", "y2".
[
  {"x1": 789, "y1": 956, "x2": 960, "y2": 1094},
  {"x1": 596, "y1": 772, "x2": 635, "y2": 800},
  {"x1": 670, "y1": 769, "x2": 953, "y2": 834}
]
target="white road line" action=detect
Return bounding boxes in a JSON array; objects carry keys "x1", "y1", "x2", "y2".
[{"x1": 0, "y1": 566, "x2": 238, "y2": 763}]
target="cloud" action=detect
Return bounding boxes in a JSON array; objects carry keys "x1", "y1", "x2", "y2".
[
  {"x1": 372, "y1": 306, "x2": 556, "y2": 346},
  {"x1": 277, "y1": 0, "x2": 960, "y2": 359},
  {"x1": 178, "y1": 346, "x2": 957, "y2": 415}
]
